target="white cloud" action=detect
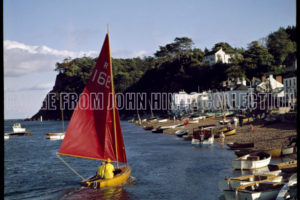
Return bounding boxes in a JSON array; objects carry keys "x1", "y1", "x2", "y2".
[
  {"x1": 4, "y1": 40, "x2": 98, "y2": 77},
  {"x1": 4, "y1": 40, "x2": 151, "y2": 77}
]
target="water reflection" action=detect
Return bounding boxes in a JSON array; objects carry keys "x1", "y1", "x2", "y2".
[{"x1": 63, "y1": 186, "x2": 131, "y2": 200}]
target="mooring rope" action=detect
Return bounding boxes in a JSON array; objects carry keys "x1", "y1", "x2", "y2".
[{"x1": 56, "y1": 154, "x2": 86, "y2": 181}]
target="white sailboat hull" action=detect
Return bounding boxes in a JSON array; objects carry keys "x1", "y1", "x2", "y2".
[{"x1": 4, "y1": 135, "x2": 9, "y2": 140}]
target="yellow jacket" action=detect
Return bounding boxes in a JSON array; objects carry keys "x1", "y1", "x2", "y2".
[
  {"x1": 104, "y1": 163, "x2": 115, "y2": 179},
  {"x1": 97, "y1": 165, "x2": 105, "y2": 178}
]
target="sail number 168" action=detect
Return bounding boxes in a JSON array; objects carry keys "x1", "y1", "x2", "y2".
[{"x1": 91, "y1": 69, "x2": 111, "y2": 89}]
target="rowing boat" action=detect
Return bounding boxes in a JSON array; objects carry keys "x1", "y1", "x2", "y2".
[
  {"x1": 232, "y1": 152, "x2": 271, "y2": 170},
  {"x1": 268, "y1": 160, "x2": 297, "y2": 173}
]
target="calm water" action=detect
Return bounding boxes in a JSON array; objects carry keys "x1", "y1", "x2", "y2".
[{"x1": 4, "y1": 120, "x2": 285, "y2": 200}]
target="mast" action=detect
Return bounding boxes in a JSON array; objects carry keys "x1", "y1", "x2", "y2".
[
  {"x1": 149, "y1": 100, "x2": 154, "y2": 118},
  {"x1": 107, "y1": 27, "x2": 119, "y2": 168},
  {"x1": 60, "y1": 95, "x2": 65, "y2": 132}
]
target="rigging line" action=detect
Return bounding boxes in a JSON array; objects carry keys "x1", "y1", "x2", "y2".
[{"x1": 56, "y1": 154, "x2": 86, "y2": 181}]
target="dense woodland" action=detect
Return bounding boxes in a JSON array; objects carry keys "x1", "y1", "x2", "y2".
[{"x1": 31, "y1": 26, "x2": 297, "y2": 120}]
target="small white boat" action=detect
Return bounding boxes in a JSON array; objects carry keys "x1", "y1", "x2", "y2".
[
  {"x1": 4, "y1": 134, "x2": 9, "y2": 140},
  {"x1": 45, "y1": 132, "x2": 65, "y2": 140},
  {"x1": 191, "y1": 116, "x2": 204, "y2": 120},
  {"x1": 188, "y1": 120, "x2": 199, "y2": 124},
  {"x1": 218, "y1": 174, "x2": 283, "y2": 191},
  {"x1": 219, "y1": 119, "x2": 231, "y2": 125},
  {"x1": 159, "y1": 123, "x2": 184, "y2": 130},
  {"x1": 232, "y1": 152, "x2": 271, "y2": 170},
  {"x1": 175, "y1": 129, "x2": 188, "y2": 137},
  {"x1": 12, "y1": 123, "x2": 26, "y2": 133},
  {"x1": 191, "y1": 134, "x2": 214, "y2": 145},
  {"x1": 223, "y1": 182, "x2": 284, "y2": 200},
  {"x1": 281, "y1": 147, "x2": 294, "y2": 155},
  {"x1": 158, "y1": 119, "x2": 168, "y2": 123}
]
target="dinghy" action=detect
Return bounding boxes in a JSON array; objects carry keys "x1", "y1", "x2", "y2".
[
  {"x1": 232, "y1": 151, "x2": 271, "y2": 170},
  {"x1": 223, "y1": 181, "x2": 285, "y2": 200},
  {"x1": 143, "y1": 125, "x2": 153, "y2": 130},
  {"x1": 158, "y1": 119, "x2": 168, "y2": 123},
  {"x1": 223, "y1": 128, "x2": 236, "y2": 136},
  {"x1": 45, "y1": 132, "x2": 65, "y2": 140},
  {"x1": 219, "y1": 174, "x2": 283, "y2": 191},
  {"x1": 175, "y1": 129, "x2": 188, "y2": 137},
  {"x1": 227, "y1": 142, "x2": 254, "y2": 150},
  {"x1": 57, "y1": 32, "x2": 131, "y2": 188},
  {"x1": 191, "y1": 128, "x2": 214, "y2": 145},
  {"x1": 268, "y1": 160, "x2": 297, "y2": 173},
  {"x1": 4, "y1": 134, "x2": 9, "y2": 140}
]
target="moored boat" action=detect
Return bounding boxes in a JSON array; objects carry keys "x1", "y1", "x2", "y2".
[
  {"x1": 175, "y1": 129, "x2": 188, "y2": 137},
  {"x1": 12, "y1": 123, "x2": 26, "y2": 133},
  {"x1": 268, "y1": 160, "x2": 297, "y2": 173},
  {"x1": 147, "y1": 117, "x2": 157, "y2": 123},
  {"x1": 45, "y1": 132, "x2": 65, "y2": 140},
  {"x1": 218, "y1": 174, "x2": 283, "y2": 191},
  {"x1": 4, "y1": 134, "x2": 9, "y2": 140},
  {"x1": 143, "y1": 125, "x2": 153, "y2": 130},
  {"x1": 191, "y1": 128, "x2": 214, "y2": 145},
  {"x1": 223, "y1": 182, "x2": 285, "y2": 200},
  {"x1": 157, "y1": 118, "x2": 168, "y2": 123},
  {"x1": 223, "y1": 128, "x2": 236, "y2": 136},
  {"x1": 241, "y1": 117, "x2": 254, "y2": 125},
  {"x1": 232, "y1": 151, "x2": 271, "y2": 170},
  {"x1": 227, "y1": 142, "x2": 254, "y2": 150},
  {"x1": 159, "y1": 123, "x2": 184, "y2": 130}
]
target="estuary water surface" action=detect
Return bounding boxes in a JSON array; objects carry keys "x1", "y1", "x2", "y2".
[{"x1": 5, "y1": 120, "x2": 243, "y2": 200}]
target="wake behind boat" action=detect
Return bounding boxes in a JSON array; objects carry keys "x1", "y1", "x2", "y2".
[{"x1": 57, "y1": 31, "x2": 131, "y2": 188}]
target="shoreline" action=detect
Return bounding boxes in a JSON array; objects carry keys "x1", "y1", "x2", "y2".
[{"x1": 139, "y1": 116, "x2": 297, "y2": 159}]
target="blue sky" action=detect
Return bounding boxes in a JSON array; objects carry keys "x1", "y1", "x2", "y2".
[{"x1": 4, "y1": 0, "x2": 296, "y2": 119}]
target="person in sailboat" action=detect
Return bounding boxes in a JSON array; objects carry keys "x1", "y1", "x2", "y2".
[
  {"x1": 96, "y1": 161, "x2": 106, "y2": 179},
  {"x1": 104, "y1": 158, "x2": 115, "y2": 179}
]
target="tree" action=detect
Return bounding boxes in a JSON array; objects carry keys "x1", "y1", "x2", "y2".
[
  {"x1": 267, "y1": 27, "x2": 296, "y2": 65},
  {"x1": 154, "y1": 37, "x2": 194, "y2": 59},
  {"x1": 212, "y1": 42, "x2": 235, "y2": 54},
  {"x1": 243, "y1": 41, "x2": 274, "y2": 78}
]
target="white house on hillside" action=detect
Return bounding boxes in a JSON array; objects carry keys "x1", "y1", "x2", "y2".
[
  {"x1": 203, "y1": 48, "x2": 232, "y2": 66},
  {"x1": 283, "y1": 73, "x2": 297, "y2": 99}
]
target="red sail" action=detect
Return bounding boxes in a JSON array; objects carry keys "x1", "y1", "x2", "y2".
[{"x1": 58, "y1": 34, "x2": 127, "y2": 163}]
